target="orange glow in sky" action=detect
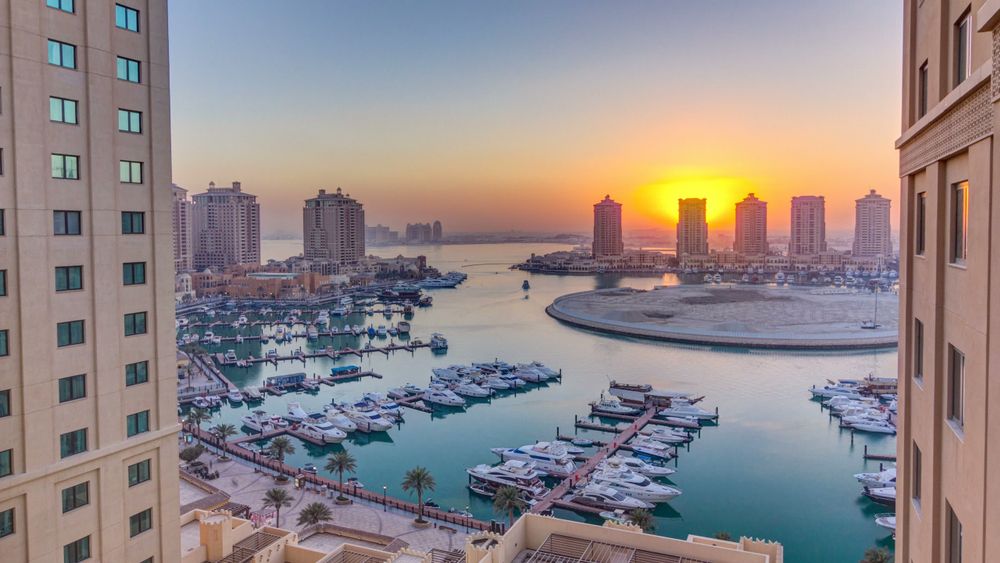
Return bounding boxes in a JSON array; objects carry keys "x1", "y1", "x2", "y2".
[{"x1": 630, "y1": 173, "x2": 757, "y2": 227}]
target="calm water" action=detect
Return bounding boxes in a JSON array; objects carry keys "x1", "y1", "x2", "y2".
[{"x1": 190, "y1": 242, "x2": 897, "y2": 562}]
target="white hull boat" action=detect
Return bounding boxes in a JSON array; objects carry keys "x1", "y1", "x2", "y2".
[
  {"x1": 491, "y1": 442, "x2": 578, "y2": 478},
  {"x1": 300, "y1": 421, "x2": 347, "y2": 443},
  {"x1": 423, "y1": 388, "x2": 466, "y2": 407},
  {"x1": 569, "y1": 484, "x2": 651, "y2": 510},
  {"x1": 588, "y1": 468, "x2": 682, "y2": 502},
  {"x1": 597, "y1": 455, "x2": 675, "y2": 478}
]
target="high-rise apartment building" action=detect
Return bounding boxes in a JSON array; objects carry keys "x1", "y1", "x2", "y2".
[
  {"x1": 788, "y1": 196, "x2": 826, "y2": 256},
  {"x1": 432, "y1": 220, "x2": 443, "y2": 242},
  {"x1": 191, "y1": 181, "x2": 260, "y2": 271},
  {"x1": 676, "y1": 198, "x2": 708, "y2": 256},
  {"x1": 0, "y1": 1, "x2": 180, "y2": 561},
  {"x1": 172, "y1": 184, "x2": 193, "y2": 272},
  {"x1": 896, "y1": 2, "x2": 998, "y2": 562},
  {"x1": 303, "y1": 188, "x2": 365, "y2": 267},
  {"x1": 734, "y1": 193, "x2": 768, "y2": 255},
  {"x1": 852, "y1": 189, "x2": 892, "y2": 258},
  {"x1": 592, "y1": 195, "x2": 624, "y2": 257}
]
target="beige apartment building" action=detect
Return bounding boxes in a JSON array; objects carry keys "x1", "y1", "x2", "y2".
[
  {"x1": 787, "y1": 196, "x2": 826, "y2": 257},
  {"x1": 852, "y1": 189, "x2": 893, "y2": 258},
  {"x1": 896, "y1": 1, "x2": 1000, "y2": 562},
  {"x1": 676, "y1": 197, "x2": 708, "y2": 256},
  {"x1": 734, "y1": 192, "x2": 768, "y2": 255},
  {"x1": 592, "y1": 194, "x2": 623, "y2": 258},
  {"x1": 172, "y1": 184, "x2": 192, "y2": 273},
  {"x1": 303, "y1": 188, "x2": 365, "y2": 271},
  {"x1": 191, "y1": 181, "x2": 260, "y2": 272},
  {"x1": 0, "y1": 0, "x2": 180, "y2": 561}
]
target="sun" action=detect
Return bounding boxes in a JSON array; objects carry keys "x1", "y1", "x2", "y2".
[{"x1": 632, "y1": 174, "x2": 756, "y2": 226}]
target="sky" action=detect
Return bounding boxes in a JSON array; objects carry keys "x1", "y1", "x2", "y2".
[{"x1": 168, "y1": 1, "x2": 903, "y2": 238}]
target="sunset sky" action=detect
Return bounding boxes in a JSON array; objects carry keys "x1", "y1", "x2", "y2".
[{"x1": 169, "y1": 1, "x2": 902, "y2": 237}]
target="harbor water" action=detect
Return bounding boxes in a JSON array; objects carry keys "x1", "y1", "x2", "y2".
[{"x1": 185, "y1": 241, "x2": 897, "y2": 562}]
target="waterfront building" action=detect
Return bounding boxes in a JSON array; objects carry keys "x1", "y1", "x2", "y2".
[
  {"x1": 896, "y1": 2, "x2": 1000, "y2": 562},
  {"x1": 366, "y1": 224, "x2": 400, "y2": 244},
  {"x1": 191, "y1": 181, "x2": 261, "y2": 271},
  {"x1": 173, "y1": 184, "x2": 193, "y2": 272},
  {"x1": 405, "y1": 222, "x2": 434, "y2": 243},
  {"x1": 592, "y1": 194, "x2": 624, "y2": 258},
  {"x1": 303, "y1": 188, "x2": 366, "y2": 271},
  {"x1": 788, "y1": 196, "x2": 826, "y2": 256},
  {"x1": 677, "y1": 198, "x2": 709, "y2": 256},
  {"x1": 852, "y1": 189, "x2": 893, "y2": 258},
  {"x1": 432, "y1": 220, "x2": 443, "y2": 241},
  {"x1": 0, "y1": 1, "x2": 180, "y2": 561},
  {"x1": 735, "y1": 193, "x2": 768, "y2": 255}
]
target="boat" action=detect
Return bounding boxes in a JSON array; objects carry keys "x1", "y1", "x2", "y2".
[
  {"x1": 227, "y1": 389, "x2": 244, "y2": 404},
  {"x1": 570, "y1": 438, "x2": 594, "y2": 447},
  {"x1": 500, "y1": 374, "x2": 527, "y2": 388},
  {"x1": 285, "y1": 402, "x2": 310, "y2": 422},
  {"x1": 568, "y1": 484, "x2": 652, "y2": 510},
  {"x1": 269, "y1": 416, "x2": 289, "y2": 429},
  {"x1": 483, "y1": 376, "x2": 511, "y2": 390},
  {"x1": 588, "y1": 468, "x2": 682, "y2": 502},
  {"x1": 340, "y1": 407, "x2": 394, "y2": 432},
  {"x1": 522, "y1": 280, "x2": 530, "y2": 290},
  {"x1": 430, "y1": 333, "x2": 448, "y2": 351},
  {"x1": 863, "y1": 486, "x2": 897, "y2": 507},
  {"x1": 639, "y1": 426, "x2": 693, "y2": 444},
  {"x1": 591, "y1": 396, "x2": 641, "y2": 416},
  {"x1": 191, "y1": 397, "x2": 211, "y2": 409},
  {"x1": 598, "y1": 509, "x2": 630, "y2": 525},
  {"x1": 300, "y1": 421, "x2": 347, "y2": 443},
  {"x1": 240, "y1": 409, "x2": 272, "y2": 433},
  {"x1": 453, "y1": 381, "x2": 490, "y2": 398},
  {"x1": 423, "y1": 387, "x2": 466, "y2": 407},
  {"x1": 848, "y1": 420, "x2": 896, "y2": 434},
  {"x1": 491, "y1": 442, "x2": 578, "y2": 478},
  {"x1": 855, "y1": 467, "x2": 896, "y2": 489},
  {"x1": 657, "y1": 399, "x2": 718, "y2": 421},
  {"x1": 466, "y1": 460, "x2": 548, "y2": 498},
  {"x1": 302, "y1": 463, "x2": 318, "y2": 474},
  {"x1": 431, "y1": 366, "x2": 465, "y2": 381},
  {"x1": 513, "y1": 368, "x2": 548, "y2": 384},
  {"x1": 628, "y1": 437, "x2": 676, "y2": 461},
  {"x1": 320, "y1": 406, "x2": 359, "y2": 432},
  {"x1": 224, "y1": 349, "x2": 238, "y2": 363},
  {"x1": 300, "y1": 379, "x2": 320, "y2": 391},
  {"x1": 713, "y1": 273, "x2": 723, "y2": 283},
  {"x1": 608, "y1": 382, "x2": 690, "y2": 404},
  {"x1": 874, "y1": 513, "x2": 896, "y2": 532},
  {"x1": 376, "y1": 325, "x2": 387, "y2": 337},
  {"x1": 597, "y1": 455, "x2": 676, "y2": 478},
  {"x1": 397, "y1": 321, "x2": 411, "y2": 334},
  {"x1": 244, "y1": 387, "x2": 264, "y2": 402},
  {"x1": 307, "y1": 325, "x2": 319, "y2": 340},
  {"x1": 550, "y1": 441, "x2": 586, "y2": 456}
]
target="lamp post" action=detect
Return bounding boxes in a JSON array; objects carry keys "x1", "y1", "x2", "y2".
[{"x1": 383, "y1": 485, "x2": 387, "y2": 512}]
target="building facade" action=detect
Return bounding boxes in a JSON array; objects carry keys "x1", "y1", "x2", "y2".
[
  {"x1": 896, "y1": 2, "x2": 999, "y2": 563},
  {"x1": 788, "y1": 196, "x2": 826, "y2": 256},
  {"x1": 734, "y1": 193, "x2": 768, "y2": 255},
  {"x1": 852, "y1": 188, "x2": 893, "y2": 258},
  {"x1": 432, "y1": 220, "x2": 443, "y2": 242},
  {"x1": 676, "y1": 198, "x2": 708, "y2": 256},
  {"x1": 172, "y1": 184, "x2": 192, "y2": 272},
  {"x1": 303, "y1": 188, "x2": 365, "y2": 269},
  {"x1": 0, "y1": 1, "x2": 180, "y2": 561},
  {"x1": 191, "y1": 181, "x2": 260, "y2": 271},
  {"x1": 592, "y1": 195, "x2": 624, "y2": 257}
]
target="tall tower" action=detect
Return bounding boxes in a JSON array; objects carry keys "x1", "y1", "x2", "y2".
[
  {"x1": 0, "y1": 1, "x2": 180, "y2": 561},
  {"x1": 303, "y1": 188, "x2": 366, "y2": 267},
  {"x1": 734, "y1": 193, "x2": 768, "y2": 255},
  {"x1": 896, "y1": 3, "x2": 999, "y2": 563},
  {"x1": 852, "y1": 189, "x2": 892, "y2": 257},
  {"x1": 191, "y1": 181, "x2": 261, "y2": 271},
  {"x1": 788, "y1": 196, "x2": 826, "y2": 256},
  {"x1": 432, "y1": 220, "x2": 443, "y2": 242},
  {"x1": 592, "y1": 195, "x2": 623, "y2": 258},
  {"x1": 172, "y1": 184, "x2": 193, "y2": 272},
  {"x1": 676, "y1": 198, "x2": 708, "y2": 256}
]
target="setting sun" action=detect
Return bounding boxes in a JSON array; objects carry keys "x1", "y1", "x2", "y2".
[{"x1": 630, "y1": 173, "x2": 757, "y2": 227}]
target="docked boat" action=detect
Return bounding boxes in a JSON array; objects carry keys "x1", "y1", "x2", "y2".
[
  {"x1": 588, "y1": 468, "x2": 682, "y2": 502},
  {"x1": 657, "y1": 399, "x2": 718, "y2": 421},
  {"x1": 874, "y1": 513, "x2": 896, "y2": 532},
  {"x1": 224, "y1": 349, "x2": 238, "y2": 363},
  {"x1": 597, "y1": 455, "x2": 676, "y2": 478},
  {"x1": 639, "y1": 426, "x2": 693, "y2": 444},
  {"x1": 466, "y1": 460, "x2": 548, "y2": 498},
  {"x1": 300, "y1": 420, "x2": 347, "y2": 443},
  {"x1": 240, "y1": 409, "x2": 273, "y2": 433},
  {"x1": 341, "y1": 407, "x2": 394, "y2": 432},
  {"x1": 431, "y1": 366, "x2": 466, "y2": 381},
  {"x1": 285, "y1": 402, "x2": 310, "y2": 423},
  {"x1": 598, "y1": 509, "x2": 630, "y2": 525},
  {"x1": 397, "y1": 321, "x2": 411, "y2": 334},
  {"x1": 855, "y1": 467, "x2": 896, "y2": 489},
  {"x1": 591, "y1": 396, "x2": 642, "y2": 416},
  {"x1": 307, "y1": 325, "x2": 319, "y2": 340},
  {"x1": 569, "y1": 484, "x2": 652, "y2": 510},
  {"x1": 483, "y1": 376, "x2": 511, "y2": 390},
  {"x1": 191, "y1": 397, "x2": 211, "y2": 409},
  {"x1": 320, "y1": 406, "x2": 359, "y2": 432},
  {"x1": 513, "y1": 368, "x2": 548, "y2": 384},
  {"x1": 430, "y1": 333, "x2": 449, "y2": 351},
  {"x1": 628, "y1": 437, "x2": 676, "y2": 461},
  {"x1": 491, "y1": 442, "x2": 578, "y2": 478},
  {"x1": 300, "y1": 379, "x2": 320, "y2": 392},
  {"x1": 453, "y1": 381, "x2": 490, "y2": 398},
  {"x1": 608, "y1": 381, "x2": 690, "y2": 404},
  {"x1": 227, "y1": 389, "x2": 244, "y2": 404},
  {"x1": 423, "y1": 388, "x2": 466, "y2": 407},
  {"x1": 244, "y1": 387, "x2": 264, "y2": 402},
  {"x1": 863, "y1": 486, "x2": 897, "y2": 507},
  {"x1": 848, "y1": 420, "x2": 896, "y2": 434}
]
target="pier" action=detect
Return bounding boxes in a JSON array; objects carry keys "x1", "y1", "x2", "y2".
[{"x1": 211, "y1": 342, "x2": 431, "y2": 368}]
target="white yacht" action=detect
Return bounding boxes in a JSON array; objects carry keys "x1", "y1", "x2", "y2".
[
  {"x1": 423, "y1": 388, "x2": 466, "y2": 407},
  {"x1": 500, "y1": 374, "x2": 527, "y2": 388},
  {"x1": 628, "y1": 437, "x2": 676, "y2": 461},
  {"x1": 397, "y1": 321, "x2": 411, "y2": 334},
  {"x1": 597, "y1": 455, "x2": 675, "y2": 478},
  {"x1": 240, "y1": 410, "x2": 273, "y2": 433},
  {"x1": 483, "y1": 376, "x2": 511, "y2": 390},
  {"x1": 431, "y1": 366, "x2": 465, "y2": 381},
  {"x1": 513, "y1": 368, "x2": 548, "y2": 383},
  {"x1": 285, "y1": 402, "x2": 310, "y2": 423},
  {"x1": 341, "y1": 408, "x2": 393, "y2": 432},
  {"x1": 226, "y1": 389, "x2": 244, "y2": 404},
  {"x1": 592, "y1": 397, "x2": 641, "y2": 416},
  {"x1": 517, "y1": 362, "x2": 559, "y2": 379},
  {"x1": 430, "y1": 333, "x2": 449, "y2": 350},
  {"x1": 639, "y1": 426, "x2": 692, "y2": 444},
  {"x1": 491, "y1": 442, "x2": 578, "y2": 478},
  {"x1": 569, "y1": 484, "x2": 651, "y2": 510},
  {"x1": 466, "y1": 461, "x2": 548, "y2": 498},
  {"x1": 300, "y1": 420, "x2": 347, "y2": 443},
  {"x1": 453, "y1": 381, "x2": 490, "y2": 398},
  {"x1": 855, "y1": 467, "x2": 896, "y2": 489},
  {"x1": 847, "y1": 420, "x2": 896, "y2": 434},
  {"x1": 874, "y1": 513, "x2": 896, "y2": 532},
  {"x1": 588, "y1": 468, "x2": 682, "y2": 503},
  {"x1": 863, "y1": 486, "x2": 897, "y2": 507},
  {"x1": 657, "y1": 399, "x2": 718, "y2": 421},
  {"x1": 224, "y1": 349, "x2": 238, "y2": 363},
  {"x1": 608, "y1": 381, "x2": 690, "y2": 404},
  {"x1": 321, "y1": 406, "x2": 359, "y2": 432}
]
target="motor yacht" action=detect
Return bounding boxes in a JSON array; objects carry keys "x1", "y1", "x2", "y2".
[
  {"x1": 361, "y1": 393, "x2": 404, "y2": 420},
  {"x1": 598, "y1": 509, "x2": 630, "y2": 525},
  {"x1": 608, "y1": 381, "x2": 690, "y2": 404},
  {"x1": 513, "y1": 368, "x2": 548, "y2": 384},
  {"x1": 244, "y1": 387, "x2": 264, "y2": 402},
  {"x1": 466, "y1": 460, "x2": 548, "y2": 498},
  {"x1": 224, "y1": 350, "x2": 238, "y2": 363},
  {"x1": 341, "y1": 407, "x2": 394, "y2": 432},
  {"x1": 550, "y1": 441, "x2": 586, "y2": 456},
  {"x1": 847, "y1": 420, "x2": 896, "y2": 434},
  {"x1": 592, "y1": 397, "x2": 641, "y2": 416},
  {"x1": 227, "y1": 389, "x2": 244, "y2": 404},
  {"x1": 240, "y1": 410, "x2": 272, "y2": 433},
  {"x1": 639, "y1": 426, "x2": 692, "y2": 444},
  {"x1": 500, "y1": 374, "x2": 527, "y2": 388},
  {"x1": 855, "y1": 467, "x2": 896, "y2": 489},
  {"x1": 191, "y1": 397, "x2": 211, "y2": 409},
  {"x1": 285, "y1": 402, "x2": 310, "y2": 423},
  {"x1": 657, "y1": 399, "x2": 718, "y2": 421},
  {"x1": 588, "y1": 468, "x2": 682, "y2": 502},
  {"x1": 874, "y1": 513, "x2": 896, "y2": 532},
  {"x1": 453, "y1": 381, "x2": 490, "y2": 398},
  {"x1": 307, "y1": 326, "x2": 319, "y2": 340},
  {"x1": 491, "y1": 442, "x2": 578, "y2": 478},
  {"x1": 430, "y1": 333, "x2": 449, "y2": 351},
  {"x1": 483, "y1": 376, "x2": 511, "y2": 390},
  {"x1": 431, "y1": 366, "x2": 465, "y2": 381},
  {"x1": 423, "y1": 387, "x2": 466, "y2": 407},
  {"x1": 300, "y1": 421, "x2": 347, "y2": 443},
  {"x1": 569, "y1": 484, "x2": 651, "y2": 510},
  {"x1": 628, "y1": 437, "x2": 676, "y2": 461},
  {"x1": 269, "y1": 416, "x2": 289, "y2": 429},
  {"x1": 597, "y1": 455, "x2": 675, "y2": 478},
  {"x1": 808, "y1": 383, "x2": 863, "y2": 400},
  {"x1": 863, "y1": 486, "x2": 896, "y2": 507},
  {"x1": 320, "y1": 406, "x2": 359, "y2": 432}
]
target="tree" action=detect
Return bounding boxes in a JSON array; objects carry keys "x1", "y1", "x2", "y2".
[
  {"x1": 492, "y1": 486, "x2": 526, "y2": 526},
  {"x1": 296, "y1": 502, "x2": 333, "y2": 529},
  {"x1": 185, "y1": 408, "x2": 211, "y2": 438},
  {"x1": 324, "y1": 451, "x2": 357, "y2": 501},
  {"x1": 713, "y1": 531, "x2": 733, "y2": 541},
  {"x1": 627, "y1": 509, "x2": 655, "y2": 532},
  {"x1": 860, "y1": 548, "x2": 891, "y2": 563},
  {"x1": 267, "y1": 436, "x2": 295, "y2": 463},
  {"x1": 212, "y1": 423, "x2": 238, "y2": 460},
  {"x1": 401, "y1": 466, "x2": 436, "y2": 523},
  {"x1": 179, "y1": 445, "x2": 205, "y2": 465},
  {"x1": 262, "y1": 487, "x2": 294, "y2": 527}
]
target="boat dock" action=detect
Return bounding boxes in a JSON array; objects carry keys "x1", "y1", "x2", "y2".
[
  {"x1": 212, "y1": 343, "x2": 430, "y2": 368},
  {"x1": 393, "y1": 394, "x2": 434, "y2": 413},
  {"x1": 863, "y1": 445, "x2": 897, "y2": 462}
]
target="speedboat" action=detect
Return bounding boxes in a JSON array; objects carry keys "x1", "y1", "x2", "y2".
[
  {"x1": 517, "y1": 362, "x2": 558, "y2": 378},
  {"x1": 431, "y1": 366, "x2": 464, "y2": 382},
  {"x1": 491, "y1": 442, "x2": 578, "y2": 478},
  {"x1": 320, "y1": 406, "x2": 359, "y2": 432},
  {"x1": 855, "y1": 467, "x2": 896, "y2": 489},
  {"x1": 657, "y1": 399, "x2": 718, "y2": 421},
  {"x1": 269, "y1": 416, "x2": 289, "y2": 429},
  {"x1": 191, "y1": 397, "x2": 211, "y2": 409},
  {"x1": 569, "y1": 484, "x2": 652, "y2": 510},
  {"x1": 598, "y1": 509, "x2": 630, "y2": 525},
  {"x1": 453, "y1": 381, "x2": 490, "y2": 398},
  {"x1": 466, "y1": 460, "x2": 548, "y2": 498},
  {"x1": 588, "y1": 468, "x2": 682, "y2": 502},
  {"x1": 285, "y1": 402, "x2": 309, "y2": 423},
  {"x1": 423, "y1": 388, "x2": 466, "y2": 407},
  {"x1": 863, "y1": 486, "x2": 896, "y2": 507},
  {"x1": 500, "y1": 374, "x2": 527, "y2": 388},
  {"x1": 300, "y1": 421, "x2": 347, "y2": 443},
  {"x1": 628, "y1": 437, "x2": 676, "y2": 461},
  {"x1": 592, "y1": 397, "x2": 641, "y2": 416},
  {"x1": 639, "y1": 426, "x2": 692, "y2": 444},
  {"x1": 809, "y1": 383, "x2": 863, "y2": 400},
  {"x1": 227, "y1": 389, "x2": 244, "y2": 404},
  {"x1": 513, "y1": 368, "x2": 548, "y2": 383},
  {"x1": 597, "y1": 455, "x2": 676, "y2": 478},
  {"x1": 874, "y1": 513, "x2": 896, "y2": 532}
]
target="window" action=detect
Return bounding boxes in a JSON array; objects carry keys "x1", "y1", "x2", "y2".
[
  {"x1": 139, "y1": 558, "x2": 153, "y2": 563},
  {"x1": 54, "y1": 210, "x2": 82, "y2": 235},
  {"x1": 121, "y1": 211, "x2": 145, "y2": 234},
  {"x1": 129, "y1": 508, "x2": 152, "y2": 537},
  {"x1": 947, "y1": 502, "x2": 963, "y2": 563},
  {"x1": 0, "y1": 209, "x2": 5, "y2": 235},
  {"x1": 124, "y1": 312, "x2": 147, "y2": 336},
  {"x1": 128, "y1": 459, "x2": 151, "y2": 486},
  {"x1": 64, "y1": 536, "x2": 90, "y2": 563},
  {"x1": 126, "y1": 361, "x2": 149, "y2": 386},
  {"x1": 59, "y1": 428, "x2": 87, "y2": 458},
  {"x1": 115, "y1": 4, "x2": 140, "y2": 32},
  {"x1": 914, "y1": 318, "x2": 924, "y2": 380},
  {"x1": 116, "y1": 56, "x2": 140, "y2": 83},
  {"x1": 47, "y1": 0, "x2": 74, "y2": 12},
  {"x1": 916, "y1": 192, "x2": 927, "y2": 255},
  {"x1": 918, "y1": 61, "x2": 929, "y2": 118},
  {"x1": 0, "y1": 390, "x2": 8, "y2": 417},
  {"x1": 0, "y1": 270, "x2": 6, "y2": 296},
  {"x1": 127, "y1": 410, "x2": 150, "y2": 437},
  {"x1": 951, "y1": 182, "x2": 968, "y2": 264},
  {"x1": 61, "y1": 482, "x2": 89, "y2": 513},
  {"x1": 0, "y1": 330, "x2": 7, "y2": 357},
  {"x1": 47, "y1": 40, "x2": 76, "y2": 69},
  {"x1": 55, "y1": 266, "x2": 83, "y2": 291},
  {"x1": 0, "y1": 450, "x2": 10, "y2": 478},
  {"x1": 912, "y1": 443, "x2": 922, "y2": 503},
  {"x1": 123, "y1": 262, "x2": 146, "y2": 285},
  {"x1": 948, "y1": 345, "x2": 965, "y2": 428},
  {"x1": 0, "y1": 507, "x2": 12, "y2": 537},
  {"x1": 120, "y1": 160, "x2": 143, "y2": 183},
  {"x1": 50, "y1": 97, "x2": 78, "y2": 124},
  {"x1": 118, "y1": 109, "x2": 141, "y2": 133},
  {"x1": 58, "y1": 374, "x2": 86, "y2": 403},
  {"x1": 57, "y1": 320, "x2": 85, "y2": 347},
  {"x1": 52, "y1": 154, "x2": 79, "y2": 179},
  {"x1": 955, "y1": 10, "x2": 971, "y2": 86}
]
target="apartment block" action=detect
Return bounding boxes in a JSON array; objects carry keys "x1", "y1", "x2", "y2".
[
  {"x1": 852, "y1": 189, "x2": 893, "y2": 258},
  {"x1": 303, "y1": 187, "x2": 365, "y2": 268},
  {"x1": 172, "y1": 184, "x2": 192, "y2": 272},
  {"x1": 592, "y1": 194, "x2": 623, "y2": 258},
  {"x1": 788, "y1": 196, "x2": 826, "y2": 256},
  {"x1": 734, "y1": 193, "x2": 768, "y2": 255},
  {"x1": 676, "y1": 198, "x2": 708, "y2": 256},
  {"x1": 191, "y1": 181, "x2": 260, "y2": 271}
]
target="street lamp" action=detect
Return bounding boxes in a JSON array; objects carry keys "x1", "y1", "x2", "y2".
[{"x1": 383, "y1": 485, "x2": 387, "y2": 511}]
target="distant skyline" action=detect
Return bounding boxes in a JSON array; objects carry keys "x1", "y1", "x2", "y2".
[{"x1": 169, "y1": 1, "x2": 902, "y2": 236}]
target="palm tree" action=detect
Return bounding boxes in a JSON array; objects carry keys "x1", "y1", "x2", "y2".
[
  {"x1": 212, "y1": 423, "x2": 237, "y2": 460},
  {"x1": 401, "y1": 466, "x2": 436, "y2": 524},
  {"x1": 262, "y1": 487, "x2": 294, "y2": 526},
  {"x1": 267, "y1": 436, "x2": 295, "y2": 463},
  {"x1": 492, "y1": 486, "x2": 526, "y2": 526},
  {"x1": 627, "y1": 509, "x2": 655, "y2": 532},
  {"x1": 296, "y1": 502, "x2": 333, "y2": 529},
  {"x1": 185, "y1": 408, "x2": 211, "y2": 439},
  {"x1": 860, "y1": 547, "x2": 891, "y2": 563},
  {"x1": 324, "y1": 451, "x2": 357, "y2": 501}
]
